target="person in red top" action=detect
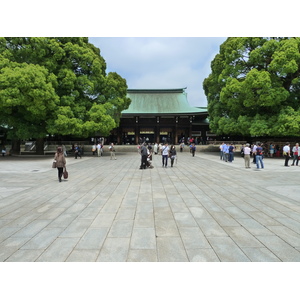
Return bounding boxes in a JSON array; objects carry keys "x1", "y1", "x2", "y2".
[
  {"x1": 255, "y1": 142, "x2": 264, "y2": 169},
  {"x1": 291, "y1": 143, "x2": 299, "y2": 166}
]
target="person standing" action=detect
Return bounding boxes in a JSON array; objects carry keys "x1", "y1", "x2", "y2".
[
  {"x1": 243, "y1": 143, "x2": 251, "y2": 168},
  {"x1": 154, "y1": 143, "x2": 158, "y2": 155},
  {"x1": 169, "y1": 145, "x2": 177, "y2": 167},
  {"x1": 283, "y1": 142, "x2": 291, "y2": 167},
  {"x1": 92, "y1": 144, "x2": 97, "y2": 156},
  {"x1": 97, "y1": 143, "x2": 102, "y2": 157},
  {"x1": 139, "y1": 143, "x2": 148, "y2": 169},
  {"x1": 161, "y1": 142, "x2": 170, "y2": 167},
  {"x1": 223, "y1": 143, "x2": 229, "y2": 162},
  {"x1": 109, "y1": 143, "x2": 116, "y2": 160},
  {"x1": 62, "y1": 144, "x2": 67, "y2": 157},
  {"x1": 240, "y1": 144, "x2": 245, "y2": 157},
  {"x1": 252, "y1": 143, "x2": 257, "y2": 164},
  {"x1": 255, "y1": 142, "x2": 264, "y2": 169},
  {"x1": 291, "y1": 143, "x2": 299, "y2": 166},
  {"x1": 228, "y1": 143, "x2": 235, "y2": 162},
  {"x1": 190, "y1": 143, "x2": 196, "y2": 157},
  {"x1": 269, "y1": 143, "x2": 275, "y2": 158},
  {"x1": 1, "y1": 146, "x2": 6, "y2": 156},
  {"x1": 219, "y1": 142, "x2": 224, "y2": 160},
  {"x1": 180, "y1": 142, "x2": 184, "y2": 152},
  {"x1": 53, "y1": 146, "x2": 66, "y2": 182}
]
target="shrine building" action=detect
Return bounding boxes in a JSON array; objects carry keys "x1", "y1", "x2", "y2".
[{"x1": 109, "y1": 88, "x2": 211, "y2": 145}]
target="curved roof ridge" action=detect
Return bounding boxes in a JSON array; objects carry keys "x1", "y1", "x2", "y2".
[{"x1": 122, "y1": 88, "x2": 207, "y2": 115}]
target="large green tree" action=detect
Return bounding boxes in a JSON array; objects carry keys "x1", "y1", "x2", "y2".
[
  {"x1": 203, "y1": 37, "x2": 300, "y2": 138},
  {"x1": 0, "y1": 37, "x2": 131, "y2": 153}
]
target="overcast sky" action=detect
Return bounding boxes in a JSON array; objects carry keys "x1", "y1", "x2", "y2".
[{"x1": 89, "y1": 37, "x2": 227, "y2": 108}]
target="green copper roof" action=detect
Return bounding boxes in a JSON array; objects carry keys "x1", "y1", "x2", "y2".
[{"x1": 122, "y1": 88, "x2": 207, "y2": 115}]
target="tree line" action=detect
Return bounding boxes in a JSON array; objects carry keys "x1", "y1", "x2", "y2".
[
  {"x1": 0, "y1": 37, "x2": 131, "y2": 154},
  {"x1": 203, "y1": 37, "x2": 300, "y2": 138}
]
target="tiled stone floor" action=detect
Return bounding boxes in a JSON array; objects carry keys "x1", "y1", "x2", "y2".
[{"x1": 1, "y1": 150, "x2": 300, "y2": 262}]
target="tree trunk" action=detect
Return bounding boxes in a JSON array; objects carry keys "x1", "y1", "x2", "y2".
[
  {"x1": 11, "y1": 139, "x2": 21, "y2": 155},
  {"x1": 35, "y1": 138, "x2": 44, "y2": 155}
]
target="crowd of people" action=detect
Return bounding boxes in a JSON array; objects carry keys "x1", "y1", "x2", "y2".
[
  {"x1": 219, "y1": 141, "x2": 300, "y2": 169},
  {"x1": 137, "y1": 142, "x2": 179, "y2": 169},
  {"x1": 52, "y1": 139, "x2": 300, "y2": 182}
]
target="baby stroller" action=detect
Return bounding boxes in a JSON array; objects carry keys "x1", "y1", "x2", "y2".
[{"x1": 146, "y1": 151, "x2": 154, "y2": 168}]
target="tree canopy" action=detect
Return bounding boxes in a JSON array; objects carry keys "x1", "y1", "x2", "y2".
[
  {"x1": 203, "y1": 37, "x2": 300, "y2": 137},
  {"x1": 0, "y1": 37, "x2": 131, "y2": 144}
]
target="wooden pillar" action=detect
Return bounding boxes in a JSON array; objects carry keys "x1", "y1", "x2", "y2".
[
  {"x1": 175, "y1": 116, "x2": 178, "y2": 144},
  {"x1": 117, "y1": 127, "x2": 121, "y2": 145},
  {"x1": 156, "y1": 116, "x2": 160, "y2": 144},
  {"x1": 189, "y1": 116, "x2": 193, "y2": 139},
  {"x1": 135, "y1": 126, "x2": 139, "y2": 144}
]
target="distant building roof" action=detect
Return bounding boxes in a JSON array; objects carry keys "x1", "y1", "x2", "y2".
[{"x1": 122, "y1": 88, "x2": 207, "y2": 116}]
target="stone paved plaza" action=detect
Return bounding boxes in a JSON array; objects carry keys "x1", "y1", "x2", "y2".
[{"x1": 1, "y1": 149, "x2": 300, "y2": 262}]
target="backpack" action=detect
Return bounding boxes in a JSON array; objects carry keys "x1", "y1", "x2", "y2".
[{"x1": 256, "y1": 147, "x2": 262, "y2": 155}]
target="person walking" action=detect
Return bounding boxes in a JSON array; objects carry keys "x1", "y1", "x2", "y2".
[
  {"x1": 109, "y1": 143, "x2": 116, "y2": 160},
  {"x1": 243, "y1": 143, "x2": 251, "y2": 168},
  {"x1": 169, "y1": 145, "x2": 177, "y2": 167},
  {"x1": 53, "y1": 146, "x2": 66, "y2": 182},
  {"x1": 283, "y1": 142, "x2": 291, "y2": 167},
  {"x1": 190, "y1": 143, "x2": 196, "y2": 157},
  {"x1": 291, "y1": 143, "x2": 299, "y2": 166},
  {"x1": 161, "y1": 142, "x2": 170, "y2": 167},
  {"x1": 74, "y1": 144, "x2": 81, "y2": 159},
  {"x1": 255, "y1": 142, "x2": 264, "y2": 169}
]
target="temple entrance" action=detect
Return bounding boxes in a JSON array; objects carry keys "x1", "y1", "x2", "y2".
[
  {"x1": 160, "y1": 130, "x2": 172, "y2": 144},
  {"x1": 140, "y1": 130, "x2": 155, "y2": 144}
]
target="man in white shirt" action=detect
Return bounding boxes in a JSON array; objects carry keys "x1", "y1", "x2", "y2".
[
  {"x1": 243, "y1": 143, "x2": 251, "y2": 168},
  {"x1": 97, "y1": 143, "x2": 101, "y2": 157},
  {"x1": 161, "y1": 143, "x2": 170, "y2": 167},
  {"x1": 283, "y1": 143, "x2": 291, "y2": 167}
]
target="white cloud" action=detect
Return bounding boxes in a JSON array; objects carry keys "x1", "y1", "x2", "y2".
[{"x1": 89, "y1": 37, "x2": 227, "y2": 107}]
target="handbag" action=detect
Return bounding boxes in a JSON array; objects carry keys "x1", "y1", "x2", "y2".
[
  {"x1": 63, "y1": 168, "x2": 68, "y2": 179},
  {"x1": 52, "y1": 160, "x2": 57, "y2": 168}
]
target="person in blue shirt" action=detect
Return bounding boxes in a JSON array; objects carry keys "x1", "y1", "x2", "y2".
[
  {"x1": 255, "y1": 142, "x2": 264, "y2": 169},
  {"x1": 222, "y1": 143, "x2": 229, "y2": 162},
  {"x1": 190, "y1": 143, "x2": 196, "y2": 157},
  {"x1": 219, "y1": 142, "x2": 224, "y2": 160}
]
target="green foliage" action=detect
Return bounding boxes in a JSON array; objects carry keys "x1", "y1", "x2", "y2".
[
  {"x1": 0, "y1": 37, "x2": 131, "y2": 141},
  {"x1": 203, "y1": 37, "x2": 300, "y2": 137}
]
